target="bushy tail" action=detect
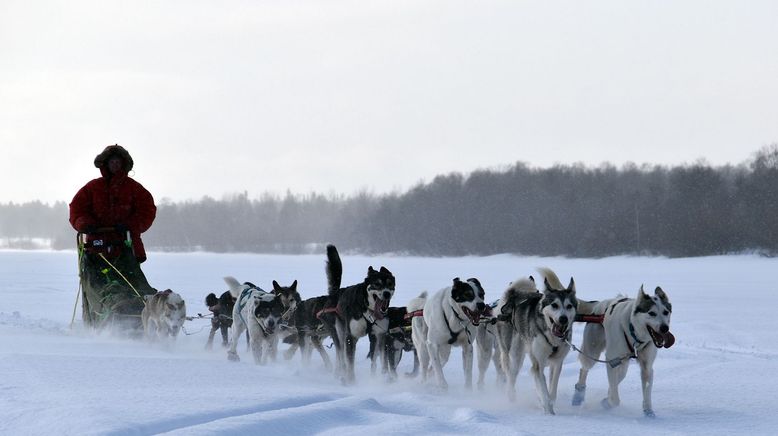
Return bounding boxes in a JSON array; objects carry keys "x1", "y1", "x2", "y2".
[
  {"x1": 501, "y1": 277, "x2": 540, "y2": 314},
  {"x1": 537, "y1": 267, "x2": 564, "y2": 290},
  {"x1": 325, "y1": 244, "x2": 342, "y2": 295},
  {"x1": 223, "y1": 276, "x2": 242, "y2": 299}
]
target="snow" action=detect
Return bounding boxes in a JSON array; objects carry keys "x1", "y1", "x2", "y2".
[{"x1": 1, "y1": 250, "x2": 777, "y2": 435}]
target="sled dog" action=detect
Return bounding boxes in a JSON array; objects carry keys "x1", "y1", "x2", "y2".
[
  {"x1": 318, "y1": 244, "x2": 395, "y2": 384},
  {"x1": 225, "y1": 277, "x2": 285, "y2": 364},
  {"x1": 283, "y1": 295, "x2": 332, "y2": 370},
  {"x1": 142, "y1": 289, "x2": 187, "y2": 340},
  {"x1": 205, "y1": 290, "x2": 236, "y2": 349},
  {"x1": 496, "y1": 269, "x2": 577, "y2": 414},
  {"x1": 571, "y1": 285, "x2": 674, "y2": 418},
  {"x1": 410, "y1": 277, "x2": 487, "y2": 390},
  {"x1": 367, "y1": 306, "x2": 418, "y2": 381},
  {"x1": 475, "y1": 300, "x2": 503, "y2": 389}
]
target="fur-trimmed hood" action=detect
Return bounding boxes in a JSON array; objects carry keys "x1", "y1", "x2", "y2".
[{"x1": 94, "y1": 144, "x2": 134, "y2": 172}]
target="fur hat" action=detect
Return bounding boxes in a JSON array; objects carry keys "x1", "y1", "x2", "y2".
[{"x1": 93, "y1": 144, "x2": 134, "y2": 172}]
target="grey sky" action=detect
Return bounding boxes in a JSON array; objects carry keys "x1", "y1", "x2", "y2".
[{"x1": 2, "y1": 0, "x2": 777, "y2": 204}]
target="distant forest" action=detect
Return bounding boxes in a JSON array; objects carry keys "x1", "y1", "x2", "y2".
[{"x1": 2, "y1": 145, "x2": 777, "y2": 258}]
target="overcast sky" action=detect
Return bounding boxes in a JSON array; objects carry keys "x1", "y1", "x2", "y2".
[{"x1": 2, "y1": 0, "x2": 777, "y2": 204}]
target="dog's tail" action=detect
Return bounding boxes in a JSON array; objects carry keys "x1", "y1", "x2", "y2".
[
  {"x1": 501, "y1": 277, "x2": 539, "y2": 312},
  {"x1": 223, "y1": 276, "x2": 242, "y2": 299},
  {"x1": 537, "y1": 267, "x2": 565, "y2": 291},
  {"x1": 406, "y1": 291, "x2": 427, "y2": 312},
  {"x1": 325, "y1": 244, "x2": 342, "y2": 294}
]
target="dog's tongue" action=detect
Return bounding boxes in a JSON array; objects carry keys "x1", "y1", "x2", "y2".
[
  {"x1": 552, "y1": 323, "x2": 567, "y2": 338},
  {"x1": 663, "y1": 331, "x2": 676, "y2": 348},
  {"x1": 373, "y1": 298, "x2": 388, "y2": 320}
]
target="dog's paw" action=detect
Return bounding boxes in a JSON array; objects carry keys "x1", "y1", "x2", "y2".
[
  {"x1": 600, "y1": 398, "x2": 613, "y2": 410},
  {"x1": 227, "y1": 352, "x2": 240, "y2": 362},
  {"x1": 572, "y1": 384, "x2": 586, "y2": 406},
  {"x1": 643, "y1": 409, "x2": 656, "y2": 418}
]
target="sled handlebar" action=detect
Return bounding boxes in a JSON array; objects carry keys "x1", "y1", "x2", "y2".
[{"x1": 77, "y1": 226, "x2": 131, "y2": 248}]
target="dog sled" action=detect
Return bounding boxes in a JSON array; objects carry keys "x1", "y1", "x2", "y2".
[{"x1": 76, "y1": 227, "x2": 157, "y2": 335}]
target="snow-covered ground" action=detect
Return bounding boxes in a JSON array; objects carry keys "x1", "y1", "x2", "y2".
[{"x1": 1, "y1": 250, "x2": 776, "y2": 435}]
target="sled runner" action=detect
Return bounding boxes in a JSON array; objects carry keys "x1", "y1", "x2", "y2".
[{"x1": 77, "y1": 227, "x2": 156, "y2": 335}]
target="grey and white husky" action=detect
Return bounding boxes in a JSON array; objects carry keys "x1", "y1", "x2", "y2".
[
  {"x1": 571, "y1": 285, "x2": 674, "y2": 418},
  {"x1": 141, "y1": 289, "x2": 186, "y2": 341},
  {"x1": 496, "y1": 268, "x2": 577, "y2": 415}
]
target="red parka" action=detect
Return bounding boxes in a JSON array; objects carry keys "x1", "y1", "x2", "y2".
[{"x1": 69, "y1": 145, "x2": 156, "y2": 262}]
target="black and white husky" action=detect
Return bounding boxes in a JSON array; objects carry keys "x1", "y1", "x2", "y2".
[
  {"x1": 367, "y1": 306, "x2": 417, "y2": 381},
  {"x1": 318, "y1": 244, "x2": 395, "y2": 384},
  {"x1": 225, "y1": 277, "x2": 286, "y2": 364},
  {"x1": 409, "y1": 277, "x2": 487, "y2": 390},
  {"x1": 496, "y1": 268, "x2": 577, "y2": 414},
  {"x1": 205, "y1": 290, "x2": 236, "y2": 349},
  {"x1": 283, "y1": 295, "x2": 332, "y2": 370},
  {"x1": 571, "y1": 285, "x2": 674, "y2": 418}
]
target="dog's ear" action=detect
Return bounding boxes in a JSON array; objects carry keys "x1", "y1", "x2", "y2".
[
  {"x1": 543, "y1": 277, "x2": 552, "y2": 292},
  {"x1": 453, "y1": 277, "x2": 461, "y2": 285},
  {"x1": 566, "y1": 277, "x2": 576, "y2": 292},
  {"x1": 379, "y1": 266, "x2": 390, "y2": 274},
  {"x1": 291, "y1": 280, "x2": 298, "y2": 290},
  {"x1": 637, "y1": 284, "x2": 648, "y2": 300},
  {"x1": 368, "y1": 266, "x2": 375, "y2": 274},
  {"x1": 529, "y1": 275, "x2": 535, "y2": 284},
  {"x1": 654, "y1": 286, "x2": 667, "y2": 301},
  {"x1": 272, "y1": 280, "x2": 282, "y2": 292}
]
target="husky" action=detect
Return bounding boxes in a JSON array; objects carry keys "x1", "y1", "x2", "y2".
[
  {"x1": 410, "y1": 277, "x2": 487, "y2": 390},
  {"x1": 141, "y1": 289, "x2": 187, "y2": 340},
  {"x1": 224, "y1": 277, "x2": 286, "y2": 364},
  {"x1": 318, "y1": 244, "x2": 395, "y2": 384},
  {"x1": 367, "y1": 306, "x2": 418, "y2": 381},
  {"x1": 571, "y1": 285, "x2": 675, "y2": 418},
  {"x1": 270, "y1": 279, "x2": 302, "y2": 323},
  {"x1": 475, "y1": 300, "x2": 503, "y2": 389},
  {"x1": 283, "y1": 295, "x2": 332, "y2": 370},
  {"x1": 496, "y1": 269, "x2": 576, "y2": 414},
  {"x1": 205, "y1": 290, "x2": 236, "y2": 349}
]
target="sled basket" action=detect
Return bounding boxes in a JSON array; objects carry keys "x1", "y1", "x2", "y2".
[{"x1": 77, "y1": 228, "x2": 156, "y2": 336}]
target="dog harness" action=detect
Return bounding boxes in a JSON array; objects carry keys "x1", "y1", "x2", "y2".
[
  {"x1": 443, "y1": 308, "x2": 472, "y2": 345},
  {"x1": 404, "y1": 309, "x2": 424, "y2": 320},
  {"x1": 236, "y1": 283, "x2": 270, "y2": 326}
]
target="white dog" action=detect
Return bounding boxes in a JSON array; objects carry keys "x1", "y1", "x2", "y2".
[
  {"x1": 572, "y1": 285, "x2": 674, "y2": 417},
  {"x1": 409, "y1": 277, "x2": 487, "y2": 390},
  {"x1": 225, "y1": 276, "x2": 285, "y2": 364},
  {"x1": 141, "y1": 289, "x2": 186, "y2": 340}
]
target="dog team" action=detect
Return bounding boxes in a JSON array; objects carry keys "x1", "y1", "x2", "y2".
[{"x1": 143, "y1": 244, "x2": 676, "y2": 418}]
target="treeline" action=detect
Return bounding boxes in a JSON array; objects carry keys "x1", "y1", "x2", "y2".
[{"x1": 2, "y1": 146, "x2": 777, "y2": 257}]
